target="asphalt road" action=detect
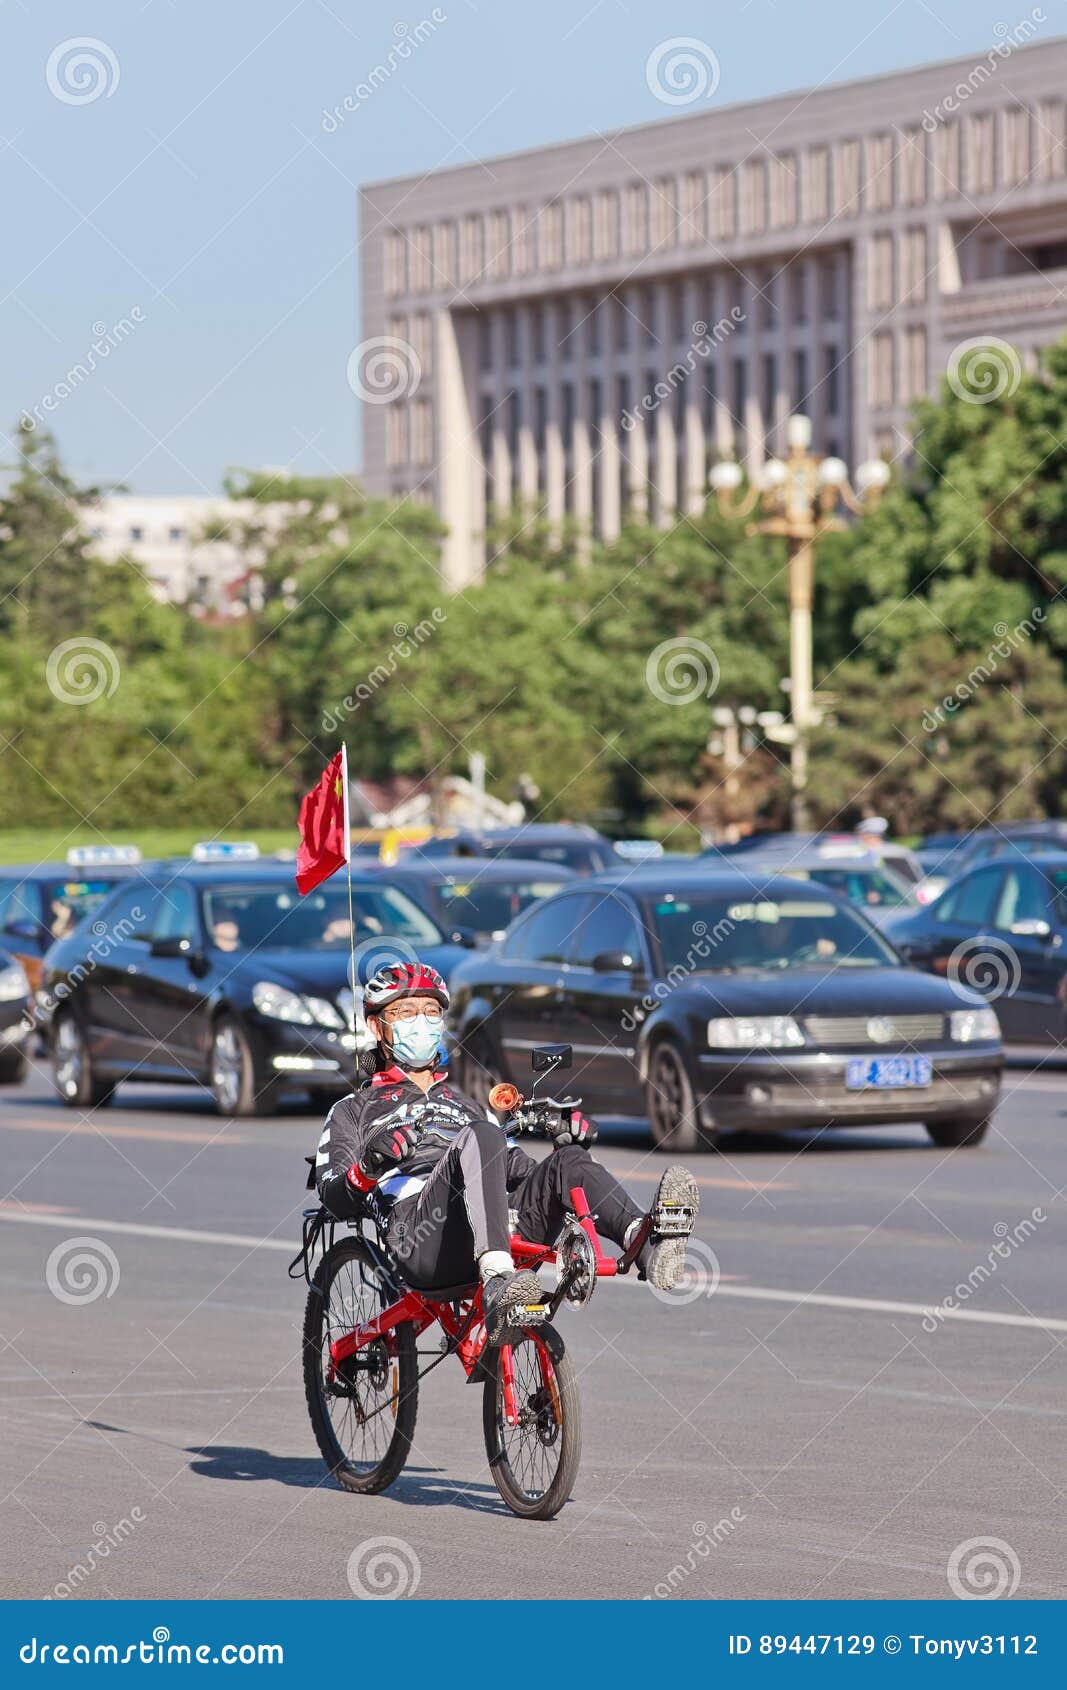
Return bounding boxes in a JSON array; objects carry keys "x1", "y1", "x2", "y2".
[{"x1": 2, "y1": 1055, "x2": 1065, "y2": 1602}]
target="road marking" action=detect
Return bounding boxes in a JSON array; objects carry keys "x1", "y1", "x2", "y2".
[
  {"x1": 0, "y1": 1200, "x2": 77, "y2": 1215},
  {"x1": 683, "y1": 1282, "x2": 1067, "y2": 1333},
  {"x1": 615, "y1": 1168, "x2": 792, "y2": 1192},
  {"x1": 0, "y1": 1117, "x2": 249, "y2": 1146},
  {"x1": 3, "y1": 1211, "x2": 1065, "y2": 1335},
  {"x1": 0, "y1": 1211, "x2": 293, "y2": 1251}
]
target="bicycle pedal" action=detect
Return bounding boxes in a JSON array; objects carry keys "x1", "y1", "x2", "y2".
[{"x1": 652, "y1": 1200, "x2": 695, "y2": 1236}]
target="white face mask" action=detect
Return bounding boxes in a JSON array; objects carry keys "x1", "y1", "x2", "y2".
[{"x1": 387, "y1": 1013, "x2": 441, "y2": 1070}]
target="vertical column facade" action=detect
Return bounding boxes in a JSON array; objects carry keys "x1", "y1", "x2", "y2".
[{"x1": 435, "y1": 308, "x2": 484, "y2": 587}]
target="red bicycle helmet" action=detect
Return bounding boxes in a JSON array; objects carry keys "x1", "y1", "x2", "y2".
[{"x1": 363, "y1": 960, "x2": 450, "y2": 1013}]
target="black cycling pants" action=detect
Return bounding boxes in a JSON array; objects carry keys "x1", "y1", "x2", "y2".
[{"x1": 387, "y1": 1127, "x2": 643, "y2": 1292}]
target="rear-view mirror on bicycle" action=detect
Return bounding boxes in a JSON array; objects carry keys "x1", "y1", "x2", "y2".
[{"x1": 531, "y1": 1043, "x2": 572, "y2": 1073}]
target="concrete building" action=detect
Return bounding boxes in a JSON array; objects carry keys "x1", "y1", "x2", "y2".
[
  {"x1": 85, "y1": 495, "x2": 261, "y2": 616},
  {"x1": 358, "y1": 32, "x2": 1067, "y2": 585}
]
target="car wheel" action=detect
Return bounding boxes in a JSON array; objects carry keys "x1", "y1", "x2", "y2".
[
  {"x1": 52, "y1": 1013, "x2": 115, "y2": 1108},
  {"x1": 925, "y1": 1115, "x2": 990, "y2": 1148},
  {"x1": 0, "y1": 1049, "x2": 28, "y2": 1085},
  {"x1": 210, "y1": 1015, "x2": 278, "y2": 1117},
  {"x1": 458, "y1": 1029, "x2": 500, "y2": 1111},
  {"x1": 645, "y1": 1039, "x2": 705, "y2": 1152}
]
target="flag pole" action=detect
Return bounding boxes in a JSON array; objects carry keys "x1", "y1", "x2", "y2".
[{"x1": 340, "y1": 743, "x2": 356, "y2": 1013}]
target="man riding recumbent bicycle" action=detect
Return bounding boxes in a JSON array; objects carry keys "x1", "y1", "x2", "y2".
[{"x1": 296, "y1": 960, "x2": 699, "y2": 1519}]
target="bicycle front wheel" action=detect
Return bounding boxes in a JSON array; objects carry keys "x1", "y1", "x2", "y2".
[
  {"x1": 303, "y1": 1236, "x2": 418, "y2": 1494},
  {"x1": 482, "y1": 1324, "x2": 581, "y2": 1519}
]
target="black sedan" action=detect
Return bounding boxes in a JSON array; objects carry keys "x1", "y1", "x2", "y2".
[
  {"x1": 0, "y1": 946, "x2": 32, "y2": 1083},
  {"x1": 402, "y1": 824, "x2": 616, "y2": 875},
  {"x1": 381, "y1": 855, "x2": 577, "y2": 945},
  {"x1": 883, "y1": 851, "x2": 1067, "y2": 1044},
  {"x1": 0, "y1": 846, "x2": 147, "y2": 986},
  {"x1": 448, "y1": 866, "x2": 1003, "y2": 1151},
  {"x1": 40, "y1": 862, "x2": 468, "y2": 1116}
]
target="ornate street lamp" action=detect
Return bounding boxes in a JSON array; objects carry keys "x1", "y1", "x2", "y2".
[{"x1": 709, "y1": 414, "x2": 890, "y2": 831}]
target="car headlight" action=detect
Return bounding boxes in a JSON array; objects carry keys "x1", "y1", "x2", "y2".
[
  {"x1": 304, "y1": 995, "x2": 344, "y2": 1030},
  {"x1": 0, "y1": 962, "x2": 28, "y2": 1002},
  {"x1": 950, "y1": 1006, "x2": 1000, "y2": 1043},
  {"x1": 252, "y1": 982, "x2": 314, "y2": 1024},
  {"x1": 707, "y1": 1015, "x2": 805, "y2": 1049}
]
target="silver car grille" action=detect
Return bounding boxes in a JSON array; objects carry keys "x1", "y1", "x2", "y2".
[{"x1": 803, "y1": 1013, "x2": 945, "y2": 1048}]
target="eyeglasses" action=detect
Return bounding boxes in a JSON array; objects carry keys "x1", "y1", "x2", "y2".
[{"x1": 383, "y1": 1003, "x2": 444, "y2": 1024}]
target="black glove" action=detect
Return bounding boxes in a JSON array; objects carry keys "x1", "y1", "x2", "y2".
[
  {"x1": 545, "y1": 1108, "x2": 597, "y2": 1148},
  {"x1": 361, "y1": 1120, "x2": 420, "y2": 1177}
]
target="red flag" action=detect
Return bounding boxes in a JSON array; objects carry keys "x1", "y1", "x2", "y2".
[{"x1": 296, "y1": 747, "x2": 350, "y2": 895}]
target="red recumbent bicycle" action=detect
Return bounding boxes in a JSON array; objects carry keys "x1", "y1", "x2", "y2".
[{"x1": 297, "y1": 1045, "x2": 688, "y2": 1520}]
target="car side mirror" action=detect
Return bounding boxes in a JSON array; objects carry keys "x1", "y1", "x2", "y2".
[
  {"x1": 450, "y1": 925, "x2": 478, "y2": 948},
  {"x1": 1010, "y1": 918, "x2": 1051, "y2": 938},
  {"x1": 149, "y1": 935, "x2": 193, "y2": 959},
  {"x1": 531, "y1": 1043, "x2": 572, "y2": 1074},
  {"x1": 4, "y1": 919, "x2": 42, "y2": 942},
  {"x1": 592, "y1": 948, "x2": 640, "y2": 973}
]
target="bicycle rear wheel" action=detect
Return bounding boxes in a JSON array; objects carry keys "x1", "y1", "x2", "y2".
[
  {"x1": 303, "y1": 1236, "x2": 418, "y2": 1494},
  {"x1": 482, "y1": 1324, "x2": 581, "y2": 1519}
]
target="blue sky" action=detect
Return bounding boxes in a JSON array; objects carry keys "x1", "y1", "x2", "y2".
[{"x1": 0, "y1": 0, "x2": 1042, "y2": 495}]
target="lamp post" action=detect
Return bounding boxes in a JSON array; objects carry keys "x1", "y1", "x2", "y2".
[{"x1": 709, "y1": 415, "x2": 890, "y2": 832}]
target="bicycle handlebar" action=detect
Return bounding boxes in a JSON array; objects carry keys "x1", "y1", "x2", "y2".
[{"x1": 488, "y1": 1082, "x2": 584, "y2": 1139}]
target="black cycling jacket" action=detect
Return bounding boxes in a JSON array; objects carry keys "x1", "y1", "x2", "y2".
[{"x1": 315, "y1": 1063, "x2": 536, "y2": 1221}]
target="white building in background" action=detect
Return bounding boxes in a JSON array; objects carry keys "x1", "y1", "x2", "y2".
[
  {"x1": 85, "y1": 494, "x2": 260, "y2": 616},
  {"x1": 358, "y1": 34, "x2": 1067, "y2": 586}
]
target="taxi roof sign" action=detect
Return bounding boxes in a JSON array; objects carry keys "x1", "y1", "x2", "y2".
[
  {"x1": 190, "y1": 841, "x2": 260, "y2": 863},
  {"x1": 66, "y1": 845, "x2": 142, "y2": 868},
  {"x1": 815, "y1": 839, "x2": 867, "y2": 860}
]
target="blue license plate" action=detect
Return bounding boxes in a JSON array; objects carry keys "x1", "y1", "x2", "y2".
[{"x1": 845, "y1": 1055, "x2": 933, "y2": 1090}]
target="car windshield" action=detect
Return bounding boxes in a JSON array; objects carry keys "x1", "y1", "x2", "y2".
[
  {"x1": 788, "y1": 864, "x2": 914, "y2": 910},
  {"x1": 436, "y1": 875, "x2": 563, "y2": 937},
  {"x1": 649, "y1": 893, "x2": 899, "y2": 973},
  {"x1": 44, "y1": 878, "x2": 124, "y2": 939},
  {"x1": 202, "y1": 881, "x2": 443, "y2": 952},
  {"x1": 492, "y1": 840, "x2": 602, "y2": 872}
]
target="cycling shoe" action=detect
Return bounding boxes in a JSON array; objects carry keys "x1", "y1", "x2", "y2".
[
  {"x1": 482, "y1": 1269, "x2": 546, "y2": 1346},
  {"x1": 639, "y1": 1165, "x2": 700, "y2": 1290}
]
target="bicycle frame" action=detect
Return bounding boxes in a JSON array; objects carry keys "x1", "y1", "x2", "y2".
[{"x1": 327, "y1": 1183, "x2": 640, "y2": 1427}]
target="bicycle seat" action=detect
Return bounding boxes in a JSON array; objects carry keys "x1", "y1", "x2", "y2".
[{"x1": 399, "y1": 1275, "x2": 480, "y2": 1302}]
